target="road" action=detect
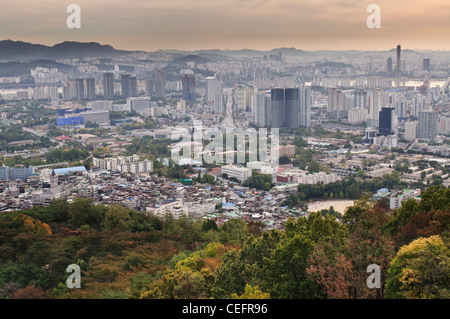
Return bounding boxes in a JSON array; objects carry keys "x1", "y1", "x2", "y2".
[{"x1": 222, "y1": 88, "x2": 235, "y2": 129}]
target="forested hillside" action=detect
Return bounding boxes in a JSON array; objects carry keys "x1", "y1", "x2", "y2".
[{"x1": 0, "y1": 186, "x2": 449, "y2": 299}]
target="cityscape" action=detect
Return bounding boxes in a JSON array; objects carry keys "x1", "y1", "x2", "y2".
[{"x1": 0, "y1": 0, "x2": 449, "y2": 304}]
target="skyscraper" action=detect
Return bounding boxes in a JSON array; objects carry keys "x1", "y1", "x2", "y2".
[
  {"x1": 205, "y1": 77, "x2": 220, "y2": 103},
  {"x1": 255, "y1": 91, "x2": 271, "y2": 127},
  {"x1": 379, "y1": 107, "x2": 395, "y2": 136},
  {"x1": 299, "y1": 86, "x2": 311, "y2": 128},
  {"x1": 154, "y1": 70, "x2": 166, "y2": 98},
  {"x1": 396, "y1": 44, "x2": 401, "y2": 77},
  {"x1": 75, "y1": 78, "x2": 85, "y2": 100},
  {"x1": 121, "y1": 74, "x2": 131, "y2": 98},
  {"x1": 418, "y1": 110, "x2": 438, "y2": 141},
  {"x1": 267, "y1": 87, "x2": 310, "y2": 128},
  {"x1": 182, "y1": 74, "x2": 196, "y2": 102},
  {"x1": 270, "y1": 88, "x2": 285, "y2": 128},
  {"x1": 284, "y1": 88, "x2": 299, "y2": 128},
  {"x1": 85, "y1": 78, "x2": 96, "y2": 100},
  {"x1": 214, "y1": 90, "x2": 224, "y2": 114},
  {"x1": 387, "y1": 57, "x2": 393, "y2": 74},
  {"x1": 129, "y1": 76, "x2": 138, "y2": 98},
  {"x1": 145, "y1": 77, "x2": 154, "y2": 97},
  {"x1": 423, "y1": 58, "x2": 431, "y2": 72},
  {"x1": 103, "y1": 72, "x2": 114, "y2": 100}
]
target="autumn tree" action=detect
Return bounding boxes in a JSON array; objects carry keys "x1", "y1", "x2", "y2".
[{"x1": 385, "y1": 235, "x2": 450, "y2": 299}]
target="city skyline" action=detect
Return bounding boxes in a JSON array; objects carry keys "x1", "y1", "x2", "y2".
[{"x1": 1, "y1": 0, "x2": 450, "y2": 52}]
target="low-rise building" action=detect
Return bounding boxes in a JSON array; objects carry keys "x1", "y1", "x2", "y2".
[{"x1": 146, "y1": 199, "x2": 188, "y2": 219}]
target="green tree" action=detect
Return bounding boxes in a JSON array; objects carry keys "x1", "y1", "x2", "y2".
[
  {"x1": 385, "y1": 235, "x2": 450, "y2": 299},
  {"x1": 102, "y1": 204, "x2": 132, "y2": 230}
]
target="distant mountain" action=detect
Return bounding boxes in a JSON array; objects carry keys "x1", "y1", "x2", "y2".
[
  {"x1": 0, "y1": 40, "x2": 129, "y2": 61},
  {"x1": 172, "y1": 54, "x2": 211, "y2": 65},
  {"x1": 0, "y1": 59, "x2": 74, "y2": 77}
]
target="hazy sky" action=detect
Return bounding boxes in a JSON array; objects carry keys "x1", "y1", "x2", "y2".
[{"x1": 1, "y1": 0, "x2": 450, "y2": 51}]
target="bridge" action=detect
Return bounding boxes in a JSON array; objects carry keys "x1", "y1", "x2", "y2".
[{"x1": 442, "y1": 77, "x2": 450, "y2": 90}]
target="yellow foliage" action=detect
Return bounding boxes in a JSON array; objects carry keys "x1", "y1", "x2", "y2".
[
  {"x1": 19, "y1": 215, "x2": 52, "y2": 235},
  {"x1": 231, "y1": 284, "x2": 270, "y2": 299},
  {"x1": 396, "y1": 235, "x2": 443, "y2": 257}
]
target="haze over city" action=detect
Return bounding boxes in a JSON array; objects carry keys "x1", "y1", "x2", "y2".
[{"x1": 1, "y1": 0, "x2": 450, "y2": 51}]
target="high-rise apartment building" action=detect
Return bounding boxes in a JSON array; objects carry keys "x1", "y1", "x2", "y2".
[
  {"x1": 85, "y1": 78, "x2": 96, "y2": 100},
  {"x1": 206, "y1": 77, "x2": 220, "y2": 103},
  {"x1": 145, "y1": 77, "x2": 154, "y2": 97},
  {"x1": 418, "y1": 110, "x2": 438, "y2": 141},
  {"x1": 154, "y1": 70, "x2": 166, "y2": 98},
  {"x1": 121, "y1": 74, "x2": 137, "y2": 98},
  {"x1": 103, "y1": 72, "x2": 114, "y2": 100},
  {"x1": 299, "y1": 86, "x2": 311, "y2": 128},
  {"x1": 75, "y1": 78, "x2": 85, "y2": 100},
  {"x1": 387, "y1": 57, "x2": 393, "y2": 74},
  {"x1": 255, "y1": 91, "x2": 271, "y2": 127},
  {"x1": 405, "y1": 121, "x2": 417, "y2": 141}
]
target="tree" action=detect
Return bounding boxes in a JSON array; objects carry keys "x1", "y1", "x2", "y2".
[
  {"x1": 68, "y1": 198, "x2": 106, "y2": 229},
  {"x1": 12, "y1": 286, "x2": 49, "y2": 299},
  {"x1": 102, "y1": 204, "x2": 132, "y2": 230},
  {"x1": 308, "y1": 160, "x2": 321, "y2": 173},
  {"x1": 279, "y1": 155, "x2": 291, "y2": 165},
  {"x1": 385, "y1": 235, "x2": 450, "y2": 299},
  {"x1": 231, "y1": 284, "x2": 270, "y2": 299}
]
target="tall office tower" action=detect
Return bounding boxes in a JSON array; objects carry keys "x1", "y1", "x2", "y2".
[
  {"x1": 299, "y1": 86, "x2": 311, "y2": 128},
  {"x1": 267, "y1": 87, "x2": 310, "y2": 128},
  {"x1": 205, "y1": 77, "x2": 220, "y2": 103},
  {"x1": 284, "y1": 88, "x2": 300, "y2": 128},
  {"x1": 418, "y1": 110, "x2": 438, "y2": 141},
  {"x1": 379, "y1": 107, "x2": 395, "y2": 136},
  {"x1": 270, "y1": 88, "x2": 285, "y2": 128},
  {"x1": 423, "y1": 58, "x2": 431, "y2": 72},
  {"x1": 182, "y1": 74, "x2": 196, "y2": 102},
  {"x1": 103, "y1": 72, "x2": 114, "y2": 100},
  {"x1": 154, "y1": 70, "x2": 166, "y2": 98},
  {"x1": 121, "y1": 74, "x2": 131, "y2": 98},
  {"x1": 129, "y1": 76, "x2": 138, "y2": 98},
  {"x1": 387, "y1": 57, "x2": 393, "y2": 74},
  {"x1": 85, "y1": 78, "x2": 96, "y2": 100},
  {"x1": 255, "y1": 91, "x2": 270, "y2": 127},
  {"x1": 145, "y1": 77, "x2": 154, "y2": 97},
  {"x1": 396, "y1": 44, "x2": 401, "y2": 77}
]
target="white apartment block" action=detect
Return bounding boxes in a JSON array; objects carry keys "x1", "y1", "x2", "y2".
[
  {"x1": 118, "y1": 160, "x2": 153, "y2": 174},
  {"x1": 390, "y1": 189, "x2": 421, "y2": 210},
  {"x1": 221, "y1": 165, "x2": 252, "y2": 183},
  {"x1": 93, "y1": 155, "x2": 140, "y2": 171},
  {"x1": 297, "y1": 172, "x2": 341, "y2": 185},
  {"x1": 146, "y1": 199, "x2": 189, "y2": 220},
  {"x1": 405, "y1": 122, "x2": 418, "y2": 141}
]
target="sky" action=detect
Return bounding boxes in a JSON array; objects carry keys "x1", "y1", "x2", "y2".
[{"x1": 0, "y1": 0, "x2": 449, "y2": 51}]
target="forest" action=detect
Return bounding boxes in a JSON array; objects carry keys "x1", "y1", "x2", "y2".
[{"x1": 0, "y1": 186, "x2": 448, "y2": 299}]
